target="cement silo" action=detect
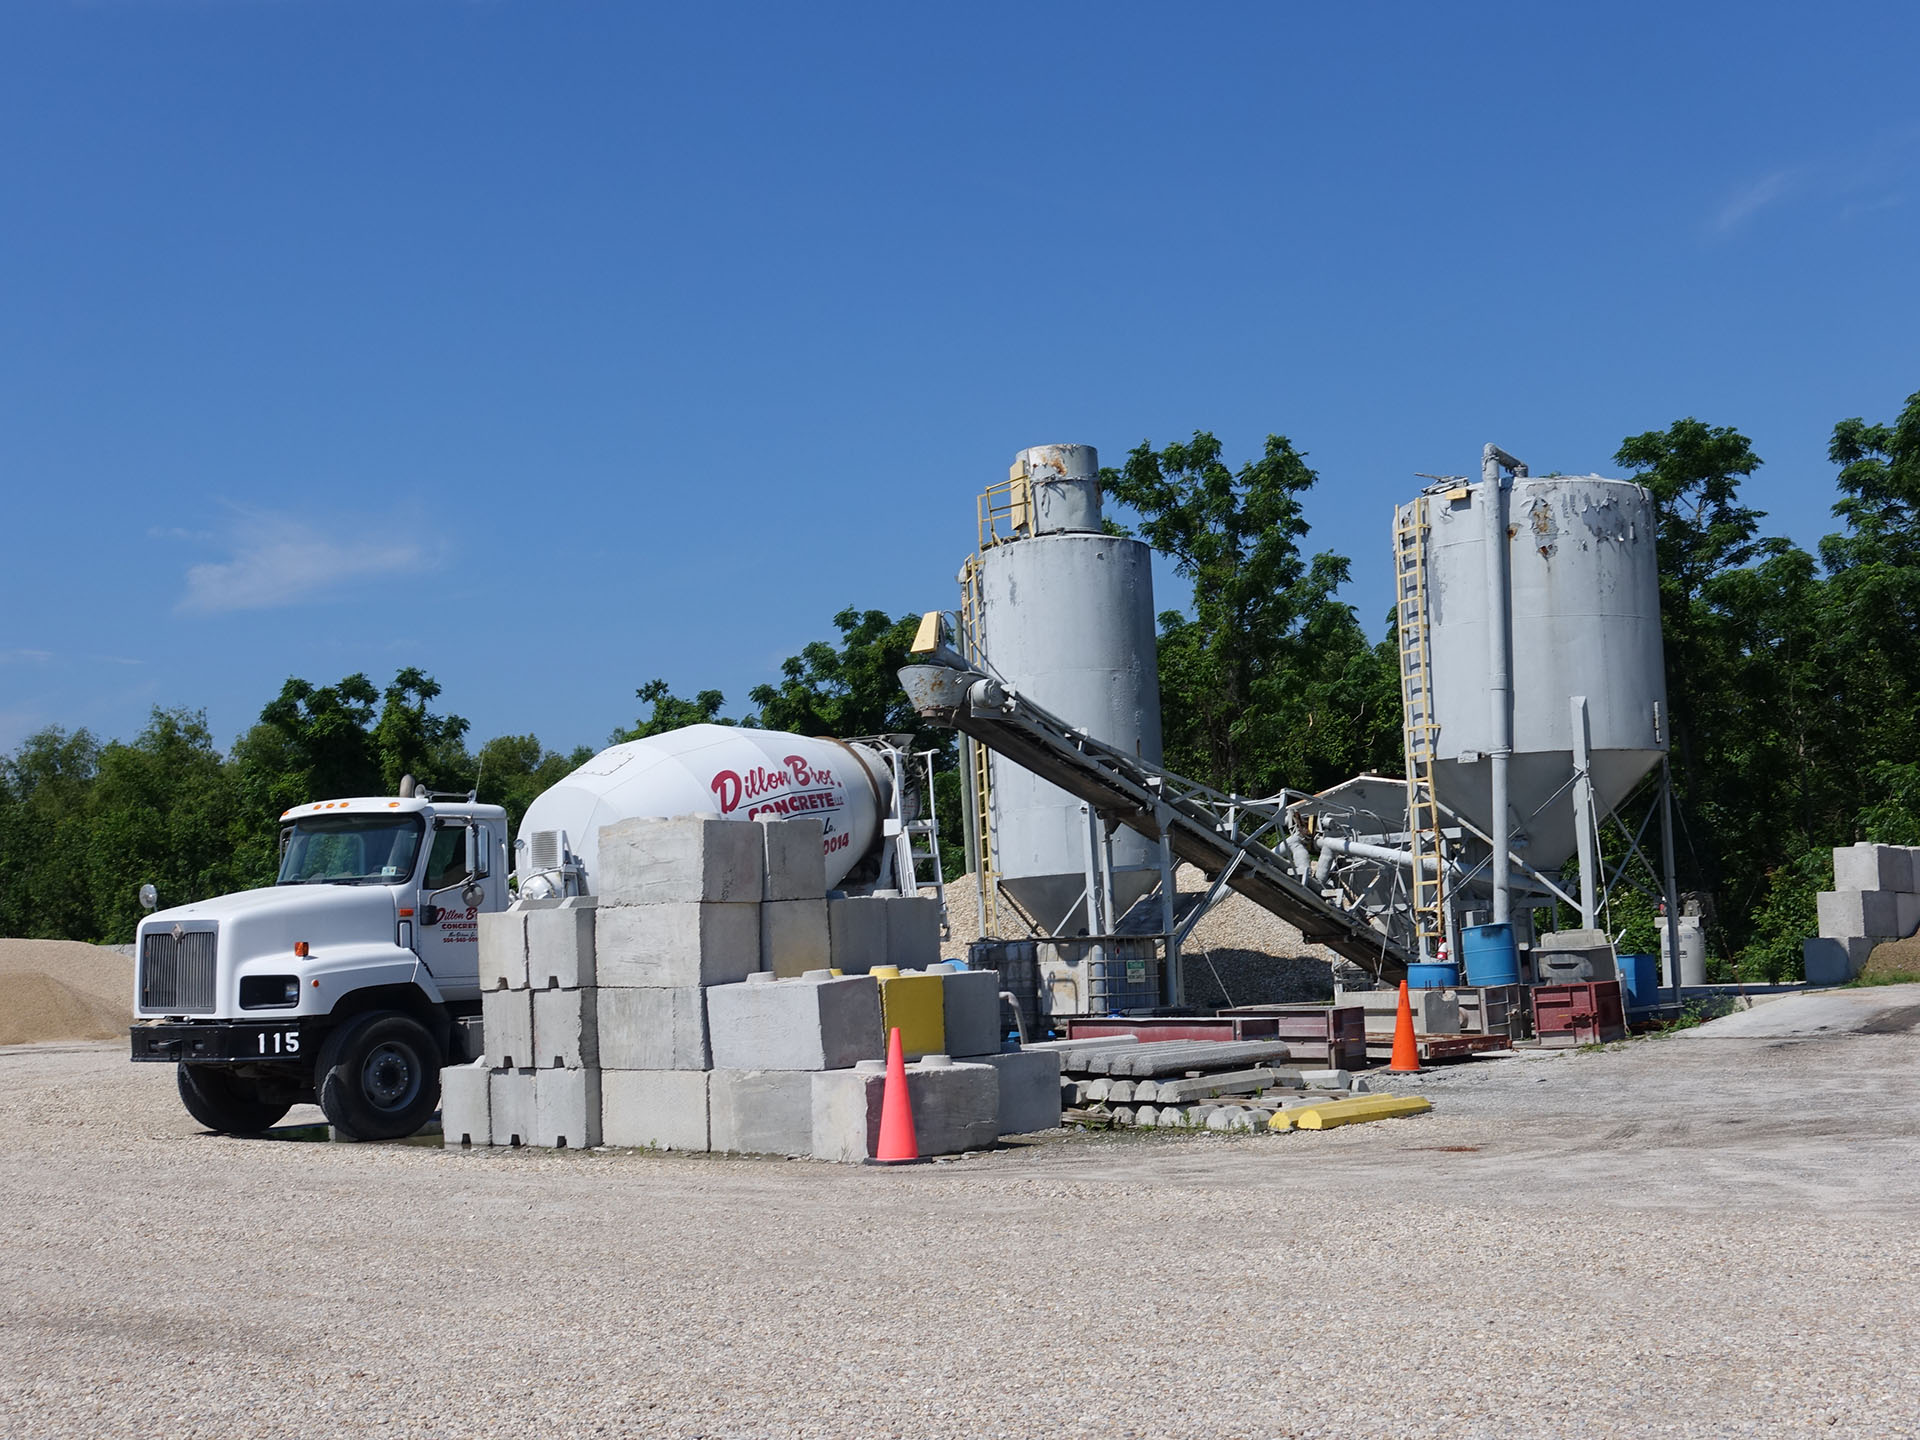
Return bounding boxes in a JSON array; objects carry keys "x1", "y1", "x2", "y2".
[
  {"x1": 1413, "y1": 452, "x2": 1668, "y2": 923},
  {"x1": 969, "y1": 444, "x2": 1164, "y2": 933}
]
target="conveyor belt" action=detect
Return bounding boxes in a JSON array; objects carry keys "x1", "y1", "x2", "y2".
[{"x1": 898, "y1": 662, "x2": 1413, "y2": 979}]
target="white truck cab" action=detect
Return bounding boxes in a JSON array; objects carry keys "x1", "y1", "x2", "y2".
[{"x1": 130, "y1": 788, "x2": 510, "y2": 1140}]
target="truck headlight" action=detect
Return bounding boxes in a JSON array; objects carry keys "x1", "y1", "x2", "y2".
[{"x1": 240, "y1": 975, "x2": 301, "y2": 1009}]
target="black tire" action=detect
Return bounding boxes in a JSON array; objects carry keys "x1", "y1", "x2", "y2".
[
  {"x1": 177, "y1": 1064, "x2": 293, "y2": 1135},
  {"x1": 315, "y1": 1011, "x2": 442, "y2": 1142}
]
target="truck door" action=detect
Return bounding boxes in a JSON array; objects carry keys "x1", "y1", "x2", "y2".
[{"x1": 419, "y1": 819, "x2": 481, "y2": 989}]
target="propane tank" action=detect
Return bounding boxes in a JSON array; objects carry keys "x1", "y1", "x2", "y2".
[{"x1": 515, "y1": 724, "x2": 893, "y2": 898}]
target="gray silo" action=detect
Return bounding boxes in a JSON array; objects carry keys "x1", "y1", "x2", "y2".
[
  {"x1": 1416, "y1": 462, "x2": 1668, "y2": 919},
  {"x1": 971, "y1": 443, "x2": 1164, "y2": 933}
]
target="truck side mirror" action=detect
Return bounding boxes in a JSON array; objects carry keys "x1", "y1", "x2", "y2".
[{"x1": 466, "y1": 823, "x2": 489, "y2": 879}]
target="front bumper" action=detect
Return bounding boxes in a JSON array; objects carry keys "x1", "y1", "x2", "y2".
[{"x1": 130, "y1": 1020, "x2": 310, "y2": 1065}]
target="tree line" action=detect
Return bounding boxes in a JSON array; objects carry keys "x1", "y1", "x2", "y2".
[{"x1": 5, "y1": 389, "x2": 1916, "y2": 977}]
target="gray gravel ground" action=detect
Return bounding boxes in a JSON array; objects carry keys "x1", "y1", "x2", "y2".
[{"x1": 5, "y1": 989, "x2": 1920, "y2": 1439}]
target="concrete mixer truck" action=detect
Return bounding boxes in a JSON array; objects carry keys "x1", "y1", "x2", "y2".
[{"x1": 129, "y1": 725, "x2": 908, "y2": 1141}]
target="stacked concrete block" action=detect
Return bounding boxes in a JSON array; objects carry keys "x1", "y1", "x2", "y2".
[
  {"x1": 934, "y1": 963, "x2": 1004, "y2": 1059},
  {"x1": 480, "y1": 986, "x2": 535, "y2": 1069},
  {"x1": 601, "y1": 1069, "x2": 710, "y2": 1151},
  {"x1": 758, "y1": 816, "x2": 827, "y2": 900},
  {"x1": 870, "y1": 967, "x2": 946, "y2": 1059},
  {"x1": 707, "y1": 971, "x2": 885, "y2": 1071},
  {"x1": 526, "y1": 899, "x2": 596, "y2": 988},
  {"x1": 478, "y1": 908, "x2": 530, "y2": 992},
  {"x1": 533, "y1": 985, "x2": 600, "y2": 1070},
  {"x1": 441, "y1": 1062, "x2": 491, "y2": 1148},
  {"x1": 762, "y1": 899, "x2": 832, "y2": 978},
  {"x1": 827, "y1": 895, "x2": 890, "y2": 974},
  {"x1": 595, "y1": 986, "x2": 709, "y2": 1070},
  {"x1": 488, "y1": 1067, "x2": 537, "y2": 1147},
  {"x1": 1808, "y1": 843, "x2": 1920, "y2": 985},
  {"x1": 710, "y1": 1069, "x2": 815, "y2": 1156},
  {"x1": 534, "y1": 1066, "x2": 601, "y2": 1149},
  {"x1": 966, "y1": 1048, "x2": 1062, "y2": 1135},
  {"x1": 884, "y1": 896, "x2": 944, "y2": 968},
  {"x1": 810, "y1": 1054, "x2": 999, "y2": 1164}
]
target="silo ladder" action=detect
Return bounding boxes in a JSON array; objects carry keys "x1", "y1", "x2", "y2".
[{"x1": 1395, "y1": 499, "x2": 1448, "y2": 960}]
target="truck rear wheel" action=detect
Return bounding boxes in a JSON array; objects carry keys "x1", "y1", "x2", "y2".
[
  {"x1": 316, "y1": 1012, "x2": 441, "y2": 1142},
  {"x1": 176, "y1": 1064, "x2": 293, "y2": 1134}
]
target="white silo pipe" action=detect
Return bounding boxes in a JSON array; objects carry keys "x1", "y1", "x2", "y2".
[{"x1": 1482, "y1": 444, "x2": 1526, "y2": 926}]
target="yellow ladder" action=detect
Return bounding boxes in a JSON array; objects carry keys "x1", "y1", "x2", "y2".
[
  {"x1": 1394, "y1": 499, "x2": 1447, "y2": 960},
  {"x1": 958, "y1": 555, "x2": 1000, "y2": 936}
]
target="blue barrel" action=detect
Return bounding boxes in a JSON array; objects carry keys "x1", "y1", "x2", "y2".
[
  {"x1": 1460, "y1": 923, "x2": 1520, "y2": 987},
  {"x1": 1617, "y1": 953, "x2": 1658, "y2": 1010},
  {"x1": 1406, "y1": 962, "x2": 1460, "y2": 989}
]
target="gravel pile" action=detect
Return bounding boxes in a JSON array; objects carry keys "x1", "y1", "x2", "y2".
[
  {"x1": 937, "y1": 864, "x2": 1339, "y2": 1006},
  {"x1": 0, "y1": 939, "x2": 132, "y2": 1045},
  {"x1": 5, "y1": 992, "x2": 1920, "y2": 1438}
]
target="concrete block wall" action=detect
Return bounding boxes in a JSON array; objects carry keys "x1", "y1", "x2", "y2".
[
  {"x1": 1811, "y1": 843, "x2": 1920, "y2": 984},
  {"x1": 445, "y1": 817, "x2": 1064, "y2": 1157}
]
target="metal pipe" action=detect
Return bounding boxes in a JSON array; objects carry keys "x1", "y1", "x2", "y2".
[
  {"x1": 1659, "y1": 757, "x2": 1682, "y2": 1004},
  {"x1": 1155, "y1": 793, "x2": 1180, "y2": 1007},
  {"x1": 1079, "y1": 803, "x2": 1105, "y2": 977},
  {"x1": 1314, "y1": 835, "x2": 1440, "y2": 873},
  {"x1": 961, "y1": 736, "x2": 987, "y2": 940},
  {"x1": 1482, "y1": 443, "x2": 1525, "y2": 925},
  {"x1": 1570, "y1": 695, "x2": 1598, "y2": 928}
]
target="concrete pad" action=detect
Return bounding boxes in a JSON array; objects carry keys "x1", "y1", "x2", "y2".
[
  {"x1": 533, "y1": 1066, "x2": 602, "y2": 1149},
  {"x1": 595, "y1": 901, "x2": 762, "y2": 988},
  {"x1": 599, "y1": 1069, "x2": 710, "y2": 1151},
  {"x1": 939, "y1": 967, "x2": 1003, "y2": 1060},
  {"x1": 885, "y1": 896, "x2": 944, "y2": 968},
  {"x1": 527, "y1": 903, "x2": 596, "y2": 989},
  {"x1": 481, "y1": 987, "x2": 534, "y2": 1070},
  {"x1": 532, "y1": 986, "x2": 599, "y2": 1070},
  {"x1": 1804, "y1": 936, "x2": 1875, "y2": 987},
  {"x1": 761, "y1": 898, "x2": 831, "y2": 979},
  {"x1": 709, "y1": 1068, "x2": 815, "y2": 1156},
  {"x1": 440, "y1": 1063, "x2": 490, "y2": 1147},
  {"x1": 706, "y1": 971, "x2": 883, "y2": 1071},
  {"x1": 1679, "y1": 983, "x2": 1920, "y2": 1039},
  {"x1": 967, "y1": 1049, "x2": 1062, "y2": 1134},
  {"x1": 477, "y1": 911, "x2": 528, "y2": 992},
  {"x1": 596, "y1": 815, "x2": 764, "y2": 906},
  {"x1": 487, "y1": 1068, "x2": 536, "y2": 1147},
  {"x1": 1834, "y1": 843, "x2": 1915, "y2": 894},
  {"x1": 827, "y1": 896, "x2": 888, "y2": 974},
  {"x1": 757, "y1": 817, "x2": 826, "y2": 902},
  {"x1": 873, "y1": 969, "x2": 944, "y2": 1059},
  {"x1": 595, "y1": 986, "x2": 710, "y2": 1070},
  {"x1": 1818, "y1": 890, "x2": 1908, "y2": 941}
]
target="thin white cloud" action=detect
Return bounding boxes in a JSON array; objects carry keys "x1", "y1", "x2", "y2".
[
  {"x1": 1712, "y1": 169, "x2": 1798, "y2": 234},
  {"x1": 176, "y1": 511, "x2": 429, "y2": 615},
  {"x1": 0, "y1": 648, "x2": 54, "y2": 663}
]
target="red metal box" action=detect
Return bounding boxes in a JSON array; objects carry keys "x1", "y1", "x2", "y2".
[
  {"x1": 1218, "y1": 1005, "x2": 1369, "y2": 1070},
  {"x1": 1530, "y1": 980, "x2": 1627, "y2": 1046},
  {"x1": 1062, "y1": 1015, "x2": 1282, "y2": 1043}
]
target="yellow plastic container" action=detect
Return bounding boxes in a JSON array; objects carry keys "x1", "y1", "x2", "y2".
[
  {"x1": 873, "y1": 968, "x2": 945, "y2": 1059},
  {"x1": 1271, "y1": 1094, "x2": 1432, "y2": 1131}
]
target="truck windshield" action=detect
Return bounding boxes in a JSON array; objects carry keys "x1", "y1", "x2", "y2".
[{"x1": 276, "y1": 814, "x2": 425, "y2": 886}]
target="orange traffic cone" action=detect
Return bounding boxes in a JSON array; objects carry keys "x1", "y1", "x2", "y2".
[
  {"x1": 869, "y1": 1027, "x2": 923, "y2": 1165},
  {"x1": 1387, "y1": 979, "x2": 1422, "y2": 1073}
]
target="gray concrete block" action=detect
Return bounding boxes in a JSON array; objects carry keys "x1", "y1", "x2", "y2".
[
  {"x1": 938, "y1": 966, "x2": 1003, "y2": 1060},
  {"x1": 1357, "y1": 987, "x2": 1461, "y2": 1035},
  {"x1": 478, "y1": 910, "x2": 528, "y2": 992},
  {"x1": 481, "y1": 987, "x2": 535, "y2": 1069},
  {"x1": 487, "y1": 1068, "x2": 536, "y2": 1147},
  {"x1": 827, "y1": 896, "x2": 889, "y2": 974},
  {"x1": 706, "y1": 971, "x2": 884, "y2": 1071},
  {"x1": 969, "y1": 1049, "x2": 1062, "y2": 1134},
  {"x1": 533, "y1": 1066, "x2": 602, "y2": 1149},
  {"x1": 595, "y1": 901, "x2": 762, "y2": 988},
  {"x1": 1300, "y1": 1068, "x2": 1354, "y2": 1090},
  {"x1": 533, "y1": 986, "x2": 599, "y2": 1070},
  {"x1": 596, "y1": 815, "x2": 763, "y2": 906},
  {"x1": 886, "y1": 896, "x2": 944, "y2": 968},
  {"x1": 599, "y1": 1069, "x2": 710, "y2": 1151},
  {"x1": 595, "y1": 986, "x2": 710, "y2": 1070},
  {"x1": 440, "y1": 1063, "x2": 490, "y2": 1147},
  {"x1": 809, "y1": 1055, "x2": 996, "y2": 1163},
  {"x1": 1804, "y1": 935, "x2": 1876, "y2": 986},
  {"x1": 527, "y1": 904, "x2": 596, "y2": 989},
  {"x1": 1817, "y1": 889, "x2": 1907, "y2": 941},
  {"x1": 810, "y1": 1061, "x2": 888, "y2": 1164},
  {"x1": 1834, "y1": 843, "x2": 1915, "y2": 894},
  {"x1": 709, "y1": 1069, "x2": 815, "y2": 1155},
  {"x1": 757, "y1": 817, "x2": 827, "y2": 902},
  {"x1": 761, "y1": 897, "x2": 831, "y2": 979}
]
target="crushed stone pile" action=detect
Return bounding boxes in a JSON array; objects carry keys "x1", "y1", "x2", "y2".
[
  {"x1": 0, "y1": 938, "x2": 133, "y2": 1045},
  {"x1": 1862, "y1": 934, "x2": 1920, "y2": 981},
  {"x1": 934, "y1": 865, "x2": 1338, "y2": 1007}
]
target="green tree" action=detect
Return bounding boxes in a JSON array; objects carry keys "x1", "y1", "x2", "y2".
[
  {"x1": 0, "y1": 727, "x2": 102, "y2": 939},
  {"x1": 612, "y1": 679, "x2": 735, "y2": 743},
  {"x1": 372, "y1": 667, "x2": 473, "y2": 793},
  {"x1": 473, "y1": 733, "x2": 595, "y2": 840},
  {"x1": 1104, "y1": 431, "x2": 1398, "y2": 797}
]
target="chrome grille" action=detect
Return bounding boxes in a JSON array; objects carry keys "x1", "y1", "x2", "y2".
[{"x1": 140, "y1": 927, "x2": 217, "y2": 1013}]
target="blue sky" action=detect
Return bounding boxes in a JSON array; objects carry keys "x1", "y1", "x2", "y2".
[{"x1": 3, "y1": 2, "x2": 1917, "y2": 758}]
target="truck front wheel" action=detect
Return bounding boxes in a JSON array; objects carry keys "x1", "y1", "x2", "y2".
[
  {"x1": 316, "y1": 1012, "x2": 442, "y2": 1142},
  {"x1": 176, "y1": 1064, "x2": 293, "y2": 1134}
]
